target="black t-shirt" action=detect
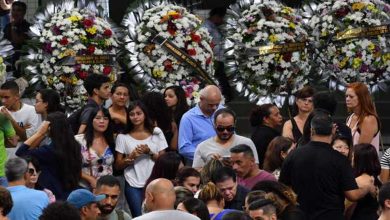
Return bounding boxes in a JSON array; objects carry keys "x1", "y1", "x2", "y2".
[
  {"x1": 251, "y1": 125, "x2": 280, "y2": 167},
  {"x1": 279, "y1": 141, "x2": 358, "y2": 220},
  {"x1": 224, "y1": 185, "x2": 249, "y2": 211}
]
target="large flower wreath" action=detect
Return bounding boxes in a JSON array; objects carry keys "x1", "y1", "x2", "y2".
[
  {"x1": 123, "y1": 3, "x2": 215, "y2": 104},
  {"x1": 309, "y1": 0, "x2": 390, "y2": 91},
  {"x1": 226, "y1": 0, "x2": 311, "y2": 105},
  {"x1": 0, "y1": 33, "x2": 13, "y2": 85},
  {"x1": 26, "y1": 1, "x2": 119, "y2": 109}
]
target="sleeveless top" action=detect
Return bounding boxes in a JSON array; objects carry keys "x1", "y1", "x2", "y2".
[
  {"x1": 291, "y1": 118, "x2": 303, "y2": 143},
  {"x1": 346, "y1": 113, "x2": 380, "y2": 154}
]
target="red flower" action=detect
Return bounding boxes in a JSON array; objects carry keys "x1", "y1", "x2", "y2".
[
  {"x1": 104, "y1": 29, "x2": 112, "y2": 37},
  {"x1": 282, "y1": 53, "x2": 292, "y2": 62},
  {"x1": 171, "y1": 14, "x2": 181, "y2": 20},
  {"x1": 103, "y1": 66, "x2": 112, "y2": 75},
  {"x1": 163, "y1": 59, "x2": 174, "y2": 72},
  {"x1": 206, "y1": 57, "x2": 212, "y2": 65},
  {"x1": 87, "y1": 45, "x2": 95, "y2": 54},
  {"x1": 190, "y1": 33, "x2": 201, "y2": 43},
  {"x1": 187, "y1": 48, "x2": 196, "y2": 56},
  {"x1": 78, "y1": 71, "x2": 88, "y2": 80},
  {"x1": 334, "y1": 7, "x2": 350, "y2": 18},
  {"x1": 59, "y1": 37, "x2": 69, "y2": 46},
  {"x1": 83, "y1": 19, "x2": 94, "y2": 27},
  {"x1": 210, "y1": 42, "x2": 215, "y2": 49}
]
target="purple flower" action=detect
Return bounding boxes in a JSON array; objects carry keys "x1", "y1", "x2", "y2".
[
  {"x1": 180, "y1": 80, "x2": 187, "y2": 85},
  {"x1": 52, "y1": 26, "x2": 62, "y2": 35},
  {"x1": 43, "y1": 42, "x2": 53, "y2": 53},
  {"x1": 360, "y1": 64, "x2": 368, "y2": 73}
]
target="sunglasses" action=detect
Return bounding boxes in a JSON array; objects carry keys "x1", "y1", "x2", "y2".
[
  {"x1": 28, "y1": 168, "x2": 37, "y2": 175},
  {"x1": 97, "y1": 158, "x2": 104, "y2": 173},
  {"x1": 216, "y1": 126, "x2": 235, "y2": 132}
]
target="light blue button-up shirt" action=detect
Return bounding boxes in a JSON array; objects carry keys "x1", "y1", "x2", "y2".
[{"x1": 178, "y1": 104, "x2": 224, "y2": 160}]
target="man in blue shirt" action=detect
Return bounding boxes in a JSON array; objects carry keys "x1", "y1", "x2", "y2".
[
  {"x1": 178, "y1": 85, "x2": 223, "y2": 166},
  {"x1": 6, "y1": 157, "x2": 49, "y2": 220}
]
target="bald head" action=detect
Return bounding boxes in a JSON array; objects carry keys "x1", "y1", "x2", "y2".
[
  {"x1": 145, "y1": 178, "x2": 176, "y2": 212},
  {"x1": 199, "y1": 85, "x2": 222, "y2": 116}
]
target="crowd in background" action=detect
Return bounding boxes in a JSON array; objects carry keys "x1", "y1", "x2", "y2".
[{"x1": 1, "y1": 2, "x2": 390, "y2": 220}]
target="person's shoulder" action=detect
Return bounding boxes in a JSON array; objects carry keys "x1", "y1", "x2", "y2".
[
  {"x1": 134, "y1": 210, "x2": 200, "y2": 220},
  {"x1": 361, "y1": 115, "x2": 378, "y2": 125},
  {"x1": 234, "y1": 134, "x2": 253, "y2": 142},
  {"x1": 197, "y1": 136, "x2": 215, "y2": 147},
  {"x1": 20, "y1": 103, "x2": 36, "y2": 111}
]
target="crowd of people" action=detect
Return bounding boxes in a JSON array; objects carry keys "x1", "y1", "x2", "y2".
[
  {"x1": 0, "y1": 69, "x2": 388, "y2": 220},
  {"x1": 0, "y1": 2, "x2": 390, "y2": 220}
]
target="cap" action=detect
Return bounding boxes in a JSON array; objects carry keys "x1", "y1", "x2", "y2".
[{"x1": 67, "y1": 189, "x2": 105, "y2": 209}]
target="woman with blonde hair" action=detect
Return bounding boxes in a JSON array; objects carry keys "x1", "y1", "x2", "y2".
[
  {"x1": 198, "y1": 182, "x2": 234, "y2": 220},
  {"x1": 200, "y1": 158, "x2": 224, "y2": 184},
  {"x1": 345, "y1": 82, "x2": 380, "y2": 153}
]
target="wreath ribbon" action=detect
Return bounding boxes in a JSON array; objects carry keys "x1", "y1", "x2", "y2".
[{"x1": 151, "y1": 34, "x2": 216, "y2": 85}]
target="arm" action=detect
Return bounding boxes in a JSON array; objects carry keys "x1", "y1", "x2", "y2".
[
  {"x1": 380, "y1": 149, "x2": 390, "y2": 183},
  {"x1": 358, "y1": 115, "x2": 378, "y2": 144},
  {"x1": 345, "y1": 174, "x2": 374, "y2": 202},
  {"x1": 2, "y1": 116, "x2": 17, "y2": 147},
  {"x1": 0, "y1": 107, "x2": 29, "y2": 140},
  {"x1": 115, "y1": 152, "x2": 137, "y2": 170},
  {"x1": 169, "y1": 122, "x2": 178, "y2": 151},
  {"x1": 380, "y1": 169, "x2": 389, "y2": 183},
  {"x1": 81, "y1": 172, "x2": 98, "y2": 189},
  {"x1": 282, "y1": 120, "x2": 294, "y2": 140},
  {"x1": 24, "y1": 121, "x2": 49, "y2": 147}
]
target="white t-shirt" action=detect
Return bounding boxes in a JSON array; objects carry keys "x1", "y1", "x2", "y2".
[
  {"x1": 7, "y1": 103, "x2": 40, "y2": 159},
  {"x1": 115, "y1": 127, "x2": 168, "y2": 188},
  {"x1": 192, "y1": 134, "x2": 259, "y2": 168},
  {"x1": 133, "y1": 210, "x2": 200, "y2": 220}
]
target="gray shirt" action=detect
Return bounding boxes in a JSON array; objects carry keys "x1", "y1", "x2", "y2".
[
  {"x1": 193, "y1": 134, "x2": 259, "y2": 168},
  {"x1": 98, "y1": 209, "x2": 132, "y2": 220},
  {"x1": 133, "y1": 210, "x2": 200, "y2": 220}
]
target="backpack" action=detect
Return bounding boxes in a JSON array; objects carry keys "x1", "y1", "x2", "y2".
[{"x1": 67, "y1": 102, "x2": 96, "y2": 135}]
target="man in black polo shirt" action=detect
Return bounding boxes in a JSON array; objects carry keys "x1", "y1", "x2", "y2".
[
  {"x1": 212, "y1": 166, "x2": 249, "y2": 211},
  {"x1": 279, "y1": 110, "x2": 375, "y2": 220}
]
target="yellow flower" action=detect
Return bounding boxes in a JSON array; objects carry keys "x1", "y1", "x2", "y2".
[
  {"x1": 281, "y1": 7, "x2": 293, "y2": 14},
  {"x1": 269, "y1": 34, "x2": 278, "y2": 43},
  {"x1": 68, "y1": 15, "x2": 81, "y2": 22},
  {"x1": 339, "y1": 57, "x2": 349, "y2": 69},
  {"x1": 152, "y1": 68, "x2": 164, "y2": 78},
  {"x1": 0, "y1": 57, "x2": 3, "y2": 64},
  {"x1": 105, "y1": 39, "x2": 111, "y2": 47},
  {"x1": 352, "y1": 3, "x2": 366, "y2": 11},
  {"x1": 367, "y1": 4, "x2": 378, "y2": 13},
  {"x1": 352, "y1": 58, "x2": 362, "y2": 69},
  {"x1": 64, "y1": 49, "x2": 76, "y2": 57},
  {"x1": 289, "y1": 22, "x2": 296, "y2": 29},
  {"x1": 167, "y1": 11, "x2": 180, "y2": 16},
  {"x1": 321, "y1": 31, "x2": 328, "y2": 37},
  {"x1": 79, "y1": 35, "x2": 87, "y2": 41},
  {"x1": 47, "y1": 76, "x2": 53, "y2": 85},
  {"x1": 368, "y1": 43, "x2": 375, "y2": 52},
  {"x1": 86, "y1": 26, "x2": 97, "y2": 35},
  {"x1": 382, "y1": 53, "x2": 390, "y2": 62},
  {"x1": 71, "y1": 76, "x2": 78, "y2": 85}
]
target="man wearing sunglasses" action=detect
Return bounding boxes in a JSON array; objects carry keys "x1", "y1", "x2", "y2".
[
  {"x1": 192, "y1": 108, "x2": 259, "y2": 170},
  {"x1": 179, "y1": 85, "x2": 224, "y2": 166}
]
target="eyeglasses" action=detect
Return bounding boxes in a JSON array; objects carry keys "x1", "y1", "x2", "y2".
[
  {"x1": 216, "y1": 126, "x2": 235, "y2": 132},
  {"x1": 28, "y1": 168, "x2": 37, "y2": 175},
  {"x1": 97, "y1": 158, "x2": 104, "y2": 173}
]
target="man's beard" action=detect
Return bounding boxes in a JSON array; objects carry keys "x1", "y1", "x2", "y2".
[
  {"x1": 218, "y1": 133, "x2": 233, "y2": 141},
  {"x1": 98, "y1": 204, "x2": 115, "y2": 215}
]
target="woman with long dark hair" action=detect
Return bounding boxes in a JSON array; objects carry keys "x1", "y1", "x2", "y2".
[
  {"x1": 144, "y1": 152, "x2": 184, "y2": 188},
  {"x1": 164, "y1": 86, "x2": 189, "y2": 150},
  {"x1": 108, "y1": 83, "x2": 129, "y2": 135},
  {"x1": 34, "y1": 89, "x2": 63, "y2": 119},
  {"x1": 177, "y1": 198, "x2": 211, "y2": 220},
  {"x1": 16, "y1": 111, "x2": 82, "y2": 201},
  {"x1": 263, "y1": 136, "x2": 295, "y2": 179},
  {"x1": 75, "y1": 107, "x2": 115, "y2": 189},
  {"x1": 142, "y1": 91, "x2": 175, "y2": 150},
  {"x1": 349, "y1": 143, "x2": 381, "y2": 220},
  {"x1": 115, "y1": 101, "x2": 167, "y2": 217},
  {"x1": 282, "y1": 86, "x2": 315, "y2": 143}
]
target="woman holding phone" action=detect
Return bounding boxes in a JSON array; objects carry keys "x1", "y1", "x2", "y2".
[{"x1": 115, "y1": 101, "x2": 167, "y2": 217}]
